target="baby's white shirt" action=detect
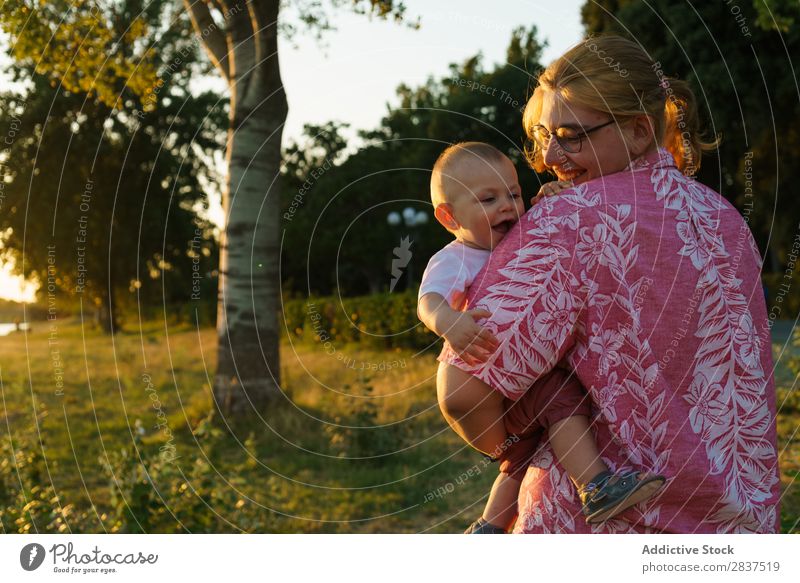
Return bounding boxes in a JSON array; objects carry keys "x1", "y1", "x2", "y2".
[{"x1": 418, "y1": 240, "x2": 491, "y2": 311}]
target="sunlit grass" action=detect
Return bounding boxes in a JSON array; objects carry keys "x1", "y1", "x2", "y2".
[
  {"x1": 0, "y1": 318, "x2": 491, "y2": 533},
  {"x1": 1, "y1": 317, "x2": 797, "y2": 532}
]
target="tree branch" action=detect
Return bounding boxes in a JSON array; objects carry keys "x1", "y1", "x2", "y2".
[
  {"x1": 248, "y1": 0, "x2": 286, "y2": 115},
  {"x1": 225, "y1": 0, "x2": 256, "y2": 101},
  {"x1": 183, "y1": 0, "x2": 230, "y2": 80},
  {"x1": 249, "y1": 0, "x2": 279, "y2": 74}
]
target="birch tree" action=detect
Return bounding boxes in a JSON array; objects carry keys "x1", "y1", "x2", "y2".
[
  {"x1": 2, "y1": 0, "x2": 410, "y2": 414},
  {"x1": 182, "y1": 0, "x2": 410, "y2": 413}
]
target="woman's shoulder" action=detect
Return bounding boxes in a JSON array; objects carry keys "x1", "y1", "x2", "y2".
[
  {"x1": 518, "y1": 164, "x2": 754, "y2": 264},
  {"x1": 525, "y1": 182, "x2": 605, "y2": 220},
  {"x1": 650, "y1": 166, "x2": 752, "y2": 229},
  {"x1": 519, "y1": 153, "x2": 751, "y2": 249},
  {"x1": 520, "y1": 181, "x2": 621, "y2": 241}
]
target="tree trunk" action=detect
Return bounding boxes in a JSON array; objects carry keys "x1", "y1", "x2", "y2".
[
  {"x1": 94, "y1": 286, "x2": 117, "y2": 334},
  {"x1": 212, "y1": 0, "x2": 287, "y2": 414},
  {"x1": 184, "y1": 0, "x2": 410, "y2": 416}
]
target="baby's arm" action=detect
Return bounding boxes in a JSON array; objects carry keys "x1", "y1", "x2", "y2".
[{"x1": 418, "y1": 293, "x2": 499, "y2": 365}]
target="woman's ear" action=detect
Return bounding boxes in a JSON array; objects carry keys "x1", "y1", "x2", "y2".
[
  {"x1": 434, "y1": 203, "x2": 459, "y2": 231},
  {"x1": 627, "y1": 114, "x2": 656, "y2": 157}
]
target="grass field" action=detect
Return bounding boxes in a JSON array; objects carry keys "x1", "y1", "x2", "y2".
[{"x1": 0, "y1": 317, "x2": 798, "y2": 533}]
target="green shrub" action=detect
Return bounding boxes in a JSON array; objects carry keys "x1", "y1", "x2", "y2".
[
  {"x1": 283, "y1": 290, "x2": 438, "y2": 351},
  {"x1": 764, "y1": 268, "x2": 800, "y2": 321},
  {"x1": 0, "y1": 434, "x2": 95, "y2": 533},
  {"x1": 323, "y1": 380, "x2": 410, "y2": 465},
  {"x1": 100, "y1": 416, "x2": 271, "y2": 533},
  {"x1": 116, "y1": 300, "x2": 217, "y2": 329}
]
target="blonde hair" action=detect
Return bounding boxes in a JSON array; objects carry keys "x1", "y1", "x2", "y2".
[
  {"x1": 430, "y1": 141, "x2": 507, "y2": 207},
  {"x1": 523, "y1": 35, "x2": 718, "y2": 176}
]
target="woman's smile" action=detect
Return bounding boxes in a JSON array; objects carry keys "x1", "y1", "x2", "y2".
[{"x1": 553, "y1": 165, "x2": 587, "y2": 183}]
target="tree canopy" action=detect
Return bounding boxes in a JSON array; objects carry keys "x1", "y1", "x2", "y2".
[
  {"x1": 280, "y1": 26, "x2": 548, "y2": 297},
  {"x1": 580, "y1": 0, "x2": 800, "y2": 273},
  {"x1": 0, "y1": 0, "x2": 223, "y2": 328},
  {"x1": 279, "y1": 10, "x2": 798, "y2": 315}
]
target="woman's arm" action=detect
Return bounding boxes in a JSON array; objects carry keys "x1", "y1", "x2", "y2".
[{"x1": 436, "y1": 362, "x2": 508, "y2": 457}]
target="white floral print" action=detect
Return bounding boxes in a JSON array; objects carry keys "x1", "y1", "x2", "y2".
[{"x1": 440, "y1": 148, "x2": 780, "y2": 533}]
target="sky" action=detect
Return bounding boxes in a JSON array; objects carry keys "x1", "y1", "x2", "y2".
[
  {"x1": 0, "y1": 0, "x2": 586, "y2": 303},
  {"x1": 277, "y1": 0, "x2": 586, "y2": 144}
]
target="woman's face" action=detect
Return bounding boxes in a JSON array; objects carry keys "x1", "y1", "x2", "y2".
[{"x1": 536, "y1": 90, "x2": 637, "y2": 184}]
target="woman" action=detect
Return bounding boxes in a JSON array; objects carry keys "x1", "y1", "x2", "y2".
[{"x1": 436, "y1": 35, "x2": 780, "y2": 533}]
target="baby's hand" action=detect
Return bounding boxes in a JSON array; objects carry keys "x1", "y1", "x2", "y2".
[
  {"x1": 530, "y1": 180, "x2": 572, "y2": 205},
  {"x1": 442, "y1": 309, "x2": 499, "y2": 365}
]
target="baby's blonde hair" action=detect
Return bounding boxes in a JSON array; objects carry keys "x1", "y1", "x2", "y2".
[
  {"x1": 523, "y1": 35, "x2": 718, "y2": 176},
  {"x1": 430, "y1": 142, "x2": 507, "y2": 207}
]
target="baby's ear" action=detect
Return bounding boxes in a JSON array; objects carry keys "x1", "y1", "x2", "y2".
[{"x1": 434, "y1": 203, "x2": 459, "y2": 231}]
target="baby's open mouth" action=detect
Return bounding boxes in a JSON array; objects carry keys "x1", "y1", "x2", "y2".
[{"x1": 492, "y1": 219, "x2": 516, "y2": 235}]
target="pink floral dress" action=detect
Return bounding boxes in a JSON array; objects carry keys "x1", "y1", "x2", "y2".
[{"x1": 440, "y1": 148, "x2": 780, "y2": 533}]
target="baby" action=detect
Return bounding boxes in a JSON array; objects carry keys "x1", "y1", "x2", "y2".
[{"x1": 418, "y1": 142, "x2": 665, "y2": 533}]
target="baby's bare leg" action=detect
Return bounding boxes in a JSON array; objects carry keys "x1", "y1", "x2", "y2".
[
  {"x1": 549, "y1": 415, "x2": 607, "y2": 488},
  {"x1": 481, "y1": 473, "x2": 521, "y2": 531},
  {"x1": 437, "y1": 363, "x2": 508, "y2": 456}
]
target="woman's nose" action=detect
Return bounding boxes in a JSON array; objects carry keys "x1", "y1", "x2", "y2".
[{"x1": 542, "y1": 135, "x2": 567, "y2": 167}]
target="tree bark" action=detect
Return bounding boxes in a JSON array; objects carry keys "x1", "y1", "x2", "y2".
[
  {"x1": 94, "y1": 286, "x2": 117, "y2": 334},
  {"x1": 185, "y1": 0, "x2": 287, "y2": 414}
]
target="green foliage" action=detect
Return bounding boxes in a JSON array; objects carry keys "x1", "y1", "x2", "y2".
[
  {"x1": 0, "y1": 413, "x2": 257, "y2": 533},
  {"x1": 0, "y1": 1, "x2": 223, "y2": 330},
  {"x1": 0, "y1": 298, "x2": 48, "y2": 321},
  {"x1": 1, "y1": 405, "x2": 422, "y2": 533},
  {"x1": 763, "y1": 264, "x2": 800, "y2": 318},
  {"x1": 280, "y1": 27, "x2": 548, "y2": 297},
  {"x1": 786, "y1": 325, "x2": 800, "y2": 384},
  {"x1": 581, "y1": 0, "x2": 629, "y2": 35},
  {"x1": 580, "y1": 0, "x2": 800, "y2": 291},
  {"x1": 284, "y1": 290, "x2": 438, "y2": 350},
  {"x1": 281, "y1": 0, "x2": 418, "y2": 40},
  {"x1": 754, "y1": 0, "x2": 800, "y2": 32},
  {"x1": 99, "y1": 418, "x2": 262, "y2": 533},
  {"x1": 0, "y1": 433, "x2": 95, "y2": 533},
  {"x1": 324, "y1": 381, "x2": 411, "y2": 463},
  {"x1": 0, "y1": 0, "x2": 160, "y2": 109},
  {"x1": 776, "y1": 325, "x2": 800, "y2": 532}
]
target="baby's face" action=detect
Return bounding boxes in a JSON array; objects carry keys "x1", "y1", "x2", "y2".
[{"x1": 447, "y1": 157, "x2": 525, "y2": 250}]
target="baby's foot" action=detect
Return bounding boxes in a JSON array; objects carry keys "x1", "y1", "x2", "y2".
[
  {"x1": 578, "y1": 470, "x2": 666, "y2": 524},
  {"x1": 464, "y1": 517, "x2": 507, "y2": 534}
]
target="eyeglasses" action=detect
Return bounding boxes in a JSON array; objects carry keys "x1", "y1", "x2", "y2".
[{"x1": 530, "y1": 119, "x2": 616, "y2": 154}]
